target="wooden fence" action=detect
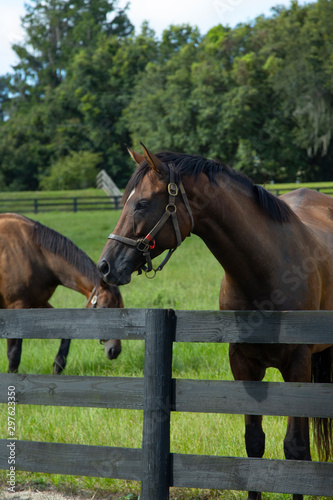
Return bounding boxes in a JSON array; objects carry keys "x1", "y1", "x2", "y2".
[
  {"x1": 0, "y1": 186, "x2": 332, "y2": 214},
  {"x1": 267, "y1": 185, "x2": 333, "y2": 197},
  {"x1": 0, "y1": 196, "x2": 122, "y2": 213},
  {"x1": 96, "y1": 169, "x2": 122, "y2": 197},
  {"x1": 1, "y1": 308, "x2": 333, "y2": 498}
]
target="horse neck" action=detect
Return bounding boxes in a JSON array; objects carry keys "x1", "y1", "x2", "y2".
[
  {"x1": 186, "y1": 174, "x2": 289, "y2": 290},
  {"x1": 43, "y1": 250, "x2": 97, "y2": 298}
]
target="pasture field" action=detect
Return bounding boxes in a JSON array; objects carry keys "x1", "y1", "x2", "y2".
[{"x1": 0, "y1": 209, "x2": 331, "y2": 500}]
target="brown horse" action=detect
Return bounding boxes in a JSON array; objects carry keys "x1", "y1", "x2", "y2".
[
  {"x1": 1, "y1": 213, "x2": 123, "y2": 375},
  {"x1": 98, "y1": 144, "x2": 333, "y2": 500}
]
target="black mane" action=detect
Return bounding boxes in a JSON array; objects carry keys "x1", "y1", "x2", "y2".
[
  {"x1": 124, "y1": 151, "x2": 295, "y2": 223},
  {"x1": 33, "y1": 221, "x2": 99, "y2": 285}
]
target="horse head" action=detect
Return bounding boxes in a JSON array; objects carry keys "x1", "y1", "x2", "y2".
[
  {"x1": 86, "y1": 279, "x2": 123, "y2": 360},
  {"x1": 98, "y1": 143, "x2": 194, "y2": 285}
]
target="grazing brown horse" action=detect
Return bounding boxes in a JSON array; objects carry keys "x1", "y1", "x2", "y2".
[
  {"x1": 98, "y1": 144, "x2": 333, "y2": 500},
  {"x1": 1, "y1": 213, "x2": 123, "y2": 375}
]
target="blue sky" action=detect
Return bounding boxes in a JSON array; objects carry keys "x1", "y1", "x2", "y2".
[{"x1": 0, "y1": 0, "x2": 313, "y2": 75}]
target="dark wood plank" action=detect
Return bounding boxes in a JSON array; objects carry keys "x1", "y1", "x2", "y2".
[
  {"x1": 172, "y1": 379, "x2": 333, "y2": 418},
  {"x1": 1, "y1": 374, "x2": 332, "y2": 418},
  {"x1": 0, "y1": 440, "x2": 141, "y2": 480},
  {"x1": 141, "y1": 309, "x2": 175, "y2": 500},
  {"x1": 0, "y1": 373, "x2": 144, "y2": 409},
  {"x1": 176, "y1": 309, "x2": 333, "y2": 344},
  {"x1": 1, "y1": 440, "x2": 332, "y2": 497},
  {"x1": 0, "y1": 308, "x2": 146, "y2": 340},
  {"x1": 171, "y1": 454, "x2": 333, "y2": 496},
  {"x1": 1, "y1": 308, "x2": 333, "y2": 344}
]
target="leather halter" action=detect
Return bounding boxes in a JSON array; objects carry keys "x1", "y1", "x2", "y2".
[
  {"x1": 86, "y1": 285, "x2": 105, "y2": 345},
  {"x1": 108, "y1": 165, "x2": 194, "y2": 278}
]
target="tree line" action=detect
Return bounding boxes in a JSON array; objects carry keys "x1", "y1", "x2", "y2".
[{"x1": 0, "y1": 0, "x2": 332, "y2": 191}]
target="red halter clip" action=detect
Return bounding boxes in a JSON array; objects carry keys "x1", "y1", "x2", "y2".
[{"x1": 145, "y1": 234, "x2": 156, "y2": 249}]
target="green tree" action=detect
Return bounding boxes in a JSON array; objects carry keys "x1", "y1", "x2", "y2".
[
  {"x1": 2, "y1": 0, "x2": 333, "y2": 191},
  {"x1": 39, "y1": 150, "x2": 102, "y2": 189},
  {"x1": 262, "y1": 0, "x2": 333, "y2": 180},
  {"x1": 125, "y1": 3, "x2": 333, "y2": 183},
  {"x1": 0, "y1": 75, "x2": 10, "y2": 122},
  {"x1": 0, "y1": 0, "x2": 134, "y2": 190},
  {"x1": 11, "y1": 0, "x2": 133, "y2": 92},
  {"x1": 49, "y1": 22, "x2": 158, "y2": 186},
  {"x1": 124, "y1": 24, "x2": 201, "y2": 153}
]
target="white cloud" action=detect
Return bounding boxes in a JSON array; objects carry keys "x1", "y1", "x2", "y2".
[
  {"x1": 0, "y1": 0, "x2": 313, "y2": 75},
  {"x1": 121, "y1": 0, "x2": 219, "y2": 35},
  {"x1": 119, "y1": 0, "x2": 313, "y2": 36},
  {"x1": 0, "y1": 1, "x2": 25, "y2": 74}
]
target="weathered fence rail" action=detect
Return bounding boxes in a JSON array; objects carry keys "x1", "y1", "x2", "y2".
[
  {"x1": 1, "y1": 308, "x2": 333, "y2": 498},
  {"x1": 0, "y1": 196, "x2": 122, "y2": 214},
  {"x1": 267, "y1": 185, "x2": 333, "y2": 197},
  {"x1": 0, "y1": 186, "x2": 332, "y2": 214}
]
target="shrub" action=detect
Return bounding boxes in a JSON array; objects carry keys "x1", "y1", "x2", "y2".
[{"x1": 39, "y1": 151, "x2": 102, "y2": 190}]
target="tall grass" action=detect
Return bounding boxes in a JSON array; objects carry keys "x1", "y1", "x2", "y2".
[{"x1": 0, "y1": 210, "x2": 330, "y2": 500}]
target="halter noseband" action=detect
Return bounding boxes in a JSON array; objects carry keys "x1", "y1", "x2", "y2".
[{"x1": 108, "y1": 165, "x2": 194, "y2": 278}]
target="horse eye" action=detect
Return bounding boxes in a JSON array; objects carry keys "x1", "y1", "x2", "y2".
[{"x1": 136, "y1": 200, "x2": 150, "y2": 211}]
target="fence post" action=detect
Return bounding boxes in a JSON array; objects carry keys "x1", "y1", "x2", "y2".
[
  {"x1": 34, "y1": 199, "x2": 38, "y2": 214},
  {"x1": 141, "y1": 308, "x2": 176, "y2": 500},
  {"x1": 73, "y1": 197, "x2": 78, "y2": 212}
]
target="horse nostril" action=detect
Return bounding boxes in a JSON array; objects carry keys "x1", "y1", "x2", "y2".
[
  {"x1": 108, "y1": 347, "x2": 121, "y2": 360},
  {"x1": 98, "y1": 259, "x2": 110, "y2": 277}
]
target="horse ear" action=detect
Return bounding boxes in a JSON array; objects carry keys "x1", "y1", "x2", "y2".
[
  {"x1": 126, "y1": 145, "x2": 145, "y2": 165},
  {"x1": 140, "y1": 142, "x2": 164, "y2": 175}
]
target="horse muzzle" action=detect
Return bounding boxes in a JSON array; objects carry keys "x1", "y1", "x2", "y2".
[
  {"x1": 98, "y1": 257, "x2": 133, "y2": 286},
  {"x1": 103, "y1": 339, "x2": 122, "y2": 360}
]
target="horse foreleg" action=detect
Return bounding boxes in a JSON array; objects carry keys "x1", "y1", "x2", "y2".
[
  {"x1": 7, "y1": 339, "x2": 23, "y2": 373},
  {"x1": 284, "y1": 416, "x2": 311, "y2": 461},
  {"x1": 245, "y1": 414, "x2": 265, "y2": 500},
  {"x1": 53, "y1": 339, "x2": 71, "y2": 374},
  {"x1": 38, "y1": 302, "x2": 70, "y2": 375},
  {"x1": 229, "y1": 344, "x2": 265, "y2": 500},
  {"x1": 283, "y1": 416, "x2": 310, "y2": 500},
  {"x1": 281, "y1": 346, "x2": 312, "y2": 500}
]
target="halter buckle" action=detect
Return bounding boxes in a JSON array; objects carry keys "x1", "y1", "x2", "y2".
[
  {"x1": 168, "y1": 183, "x2": 178, "y2": 196},
  {"x1": 136, "y1": 239, "x2": 150, "y2": 252}
]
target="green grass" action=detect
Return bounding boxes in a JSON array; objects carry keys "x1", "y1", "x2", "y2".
[{"x1": 0, "y1": 209, "x2": 331, "y2": 500}]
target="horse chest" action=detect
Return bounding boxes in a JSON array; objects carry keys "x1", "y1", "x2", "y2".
[{"x1": 230, "y1": 342, "x2": 293, "y2": 372}]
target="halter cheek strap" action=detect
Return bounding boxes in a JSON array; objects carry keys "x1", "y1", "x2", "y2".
[
  {"x1": 86, "y1": 285, "x2": 108, "y2": 345},
  {"x1": 86, "y1": 285, "x2": 99, "y2": 308},
  {"x1": 108, "y1": 165, "x2": 194, "y2": 278}
]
